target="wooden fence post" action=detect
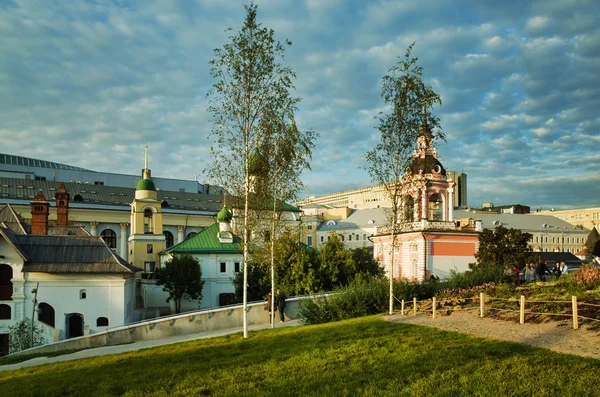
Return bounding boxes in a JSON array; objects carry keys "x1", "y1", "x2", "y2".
[
  {"x1": 520, "y1": 295, "x2": 525, "y2": 324},
  {"x1": 572, "y1": 296, "x2": 579, "y2": 330},
  {"x1": 480, "y1": 292, "x2": 484, "y2": 318},
  {"x1": 401, "y1": 300, "x2": 405, "y2": 316},
  {"x1": 413, "y1": 297, "x2": 417, "y2": 316},
  {"x1": 432, "y1": 297, "x2": 436, "y2": 319}
]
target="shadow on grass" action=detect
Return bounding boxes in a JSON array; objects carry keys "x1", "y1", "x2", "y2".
[{"x1": 1, "y1": 316, "x2": 599, "y2": 396}]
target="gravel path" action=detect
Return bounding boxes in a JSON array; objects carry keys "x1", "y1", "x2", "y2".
[{"x1": 385, "y1": 310, "x2": 600, "y2": 360}]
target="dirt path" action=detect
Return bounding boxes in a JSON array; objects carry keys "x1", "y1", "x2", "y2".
[{"x1": 385, "y1": 309, "x2": 600, "y2": 360}]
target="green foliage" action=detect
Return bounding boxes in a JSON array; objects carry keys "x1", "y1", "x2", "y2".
[
  {"x1": 473, "y1": 225, "x2": 533, "y2": 270},
  {"x1": 234, "y1": 230, "x2": 384, "y2": 300},
  {"x1": 155, "y1": 254, "x2": 205, "y2": 313},
  {"x1": 8, "y1": 319, "x2": 46, "y2": 354},
  {"x1": 297, "y1": 276, "x2": 389, "y2": 324}
]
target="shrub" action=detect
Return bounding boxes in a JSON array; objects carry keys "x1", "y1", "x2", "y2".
[{"x1": 565, "y1": 264, "x2": 600, "y2": 290}]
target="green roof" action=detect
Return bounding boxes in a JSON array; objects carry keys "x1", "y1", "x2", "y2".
[
  {"x1": 136, "y1": 178, "x2": 156, "y2": 191},
  {"x1": 163, "y1": 223, "x2": 242, "y2": 254},
  {"x1": 0, "y1": 153, "x2": 92, "y2": 171}
]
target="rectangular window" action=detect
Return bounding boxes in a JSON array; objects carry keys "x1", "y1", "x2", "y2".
[
  {"x1": 349, "y1": 235, "x2": 352, "y2": 241},
  {"x1": 234, "y1": 262, "x2": 240, "y2": 273},
  {"x1": 307, "y1": 225, "x2": 312, "y2": 230},
  {"x1": 147, "y1": 244, "x2": 153, "y2": 254},
  {"x1": 144, "y1": 262, "x2": 156, "y2": 273},
  {"x1": 341, "y1": 235, "x2": 344, "y2": 242},
  {"x1": 220, "y1": 262, "x2": 226, "y2": 273},
  {"x1": 327, "y1": 236, "x2": 331, "y2": 242},
  {"x1": 363, "y1": 234, "x2": 366, "y2": 240},
  {"x1": 320, "y1": 236, "x2": 324, "y2": 243},
  {"x1": 94, "y1": 181, "x2": 104, "y2": 185},
  {"x1": 412, "y1": 245, "x2": 418, "y2": 252},
  {"x1": 307, "y1": 236, "x2": 313, "y2": 247}
]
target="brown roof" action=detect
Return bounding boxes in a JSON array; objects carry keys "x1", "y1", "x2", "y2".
[{"x1": 12, "y1": 234, "x2": 140, "y2": 274}]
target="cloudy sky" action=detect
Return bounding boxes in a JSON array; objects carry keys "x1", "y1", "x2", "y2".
[{"x1": 1, "y1": 0, "x2": 598, "y2": 209}]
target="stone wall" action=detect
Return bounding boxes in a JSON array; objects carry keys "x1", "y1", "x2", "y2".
[{"x1": 11, "y1": 296, "x2": 306, "y2": 356}]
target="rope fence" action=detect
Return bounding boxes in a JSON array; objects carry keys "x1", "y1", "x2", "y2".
[{"x1": 394, "y1": 292, "x2": 600, "y2": 329}]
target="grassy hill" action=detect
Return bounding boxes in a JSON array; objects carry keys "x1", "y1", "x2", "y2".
[{"x1": 1, "y1": 316, "x2": 599, "y2": 396}]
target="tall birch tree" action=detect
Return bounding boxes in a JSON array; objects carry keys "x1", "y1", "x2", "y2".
[
  {"x1": 365, "y1": 43, "x2": 443, "y2": 315},
  {"x1": 207, "y1": 2, "x2": 299, "y2": 338}
]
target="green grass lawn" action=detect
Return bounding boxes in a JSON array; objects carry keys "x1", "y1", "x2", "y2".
[{"x1": 1, "y1": 316, "x2": 599, "y2": 396}]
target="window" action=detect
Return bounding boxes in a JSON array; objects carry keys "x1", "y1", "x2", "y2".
[
  {"x1": 349, "y1": 235, "x2": 352, "y2": 241},
  {"x1": 307, "y1": 236, "x2": 312, "y2": 247},
  {"x1": 94, "y1": 181, "x2": 104, "y2": 186},
  {"x1": 0, "y1": 264, "x2": 13, "y2": 301},
  {"x1": 341, "y1": 235, "x2": 344, "y2": 242},
  {"x1": 320, "y1": 236, "x2": 324, "y2": 243},
  {"x1": 35, "y1": 176, "x2": 46, "y2": 181},
  {"x1": 80, "y1": 289, "x2": 87, "y2": 299},
  {"x1": 327, "y1": 236, "x2": 331, "y2": 242},
  {"x1": 144, "y1": 262, "x2": 156, "y2": 273},
  {"x1": 220, "y1": 262, "x2": 227, "y2": 273},
  {"x1": 38, "y1": 302, "x2": 54, "y2": 327},
  {"x1": 100, "y1": 229, "x2": 117, "y2": 249},
  {"x1": 186, "y1": 232, "x2": 197, "y2": 240},
  {"x1": 234, "y1": 262, "x2": 240, "y2": 273},
  {"x1": 0, "y1": 304, "x2": 10, "y2": 320},
  {"x1": 147, "y1": 244, "x2": 153, "y2": 254},
  {"x1": 412, "y1": 245, "x2": 418, "y2": 252},
  {"x1": 163, "y1": 231, "x2": 174, "y2": 248},
  {"x1": 144, "y1": 209, "x2": 153, "y2": 234},
  {"x1": 363, "y1": 234, "x2": 367, "y2": 241},
  {"x1": 96, "y1": 317, "x2": 109, "y2": 327},
  {"x1": 307, "y1": 225, "x2": 312, "y2": 230},
  {"x1": 412, "y1": 259, "x2": 418, "y2": 278}
]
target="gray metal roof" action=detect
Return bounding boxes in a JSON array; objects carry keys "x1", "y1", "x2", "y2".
[
  {"x1": 454, "y1": 210, "x2": 589, "y2": 234},
  {"x1": 0, "y1": 153, "x2": 92, "y2": 172},
  {"x1": 318, "y1": 208, "x2": 390, "y2": 232},
  {"x1": 0, "y1": 177, "x2": 225, "y2": 212},
  {"x1": 0, "y1": 204, "x2": 30, "y2": 234},
  {"x1": 11, "y1": 233, "x2": 140, "y2": 274}
]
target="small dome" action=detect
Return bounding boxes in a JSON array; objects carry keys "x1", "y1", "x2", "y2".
[
  {"x1": 217, "y1": 206, "x2": 233, "y2": 222},
  {"x1": 136, "y1": 178, "x2": 156, "y2": 191},
  {"x1": 248, "y1": 148, "x2": 268, "y2": 176}
]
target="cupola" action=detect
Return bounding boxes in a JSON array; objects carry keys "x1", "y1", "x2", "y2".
[{"x1": 135, "y1": 144, "x2": 157, "y2": 200}]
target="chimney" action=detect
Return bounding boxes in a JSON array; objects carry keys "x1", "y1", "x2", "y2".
[
  {"x1": 55, "y1": 182, "x2": 70, "y2": 226},
  {"x1": 31, "y1": 190, "x2": 50, "y2": 235}
]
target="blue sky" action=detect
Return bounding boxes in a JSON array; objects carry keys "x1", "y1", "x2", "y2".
[{"x1": 1, "y1": 0, "x2": 598, "y2": 209}]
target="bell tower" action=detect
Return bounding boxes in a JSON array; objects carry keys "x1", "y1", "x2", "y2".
[
  {"x1": 55, "y1": 182, "x2": 70, "y2": 226},
  {"x1": 128, "y1": 144, "x2": 166, "y2": 273}
]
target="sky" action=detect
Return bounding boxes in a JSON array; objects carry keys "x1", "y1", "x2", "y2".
[{"x1": 1, "y1": 0, "x2": 599, "y2": 210}]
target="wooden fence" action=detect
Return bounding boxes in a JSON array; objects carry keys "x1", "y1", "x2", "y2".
[{"x1": 396, "y1": 293, "x2": 600, "y2": 330}]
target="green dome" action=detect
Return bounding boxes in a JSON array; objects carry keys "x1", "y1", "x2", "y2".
[
  {"x1": 136, "y1": 178, "x2": 156, "y2": 191},
  {"x1": 248, "y1": 148, "x2": 268, "y2": 176},
  {"x1": 217, "y1": 207, "x2": 233, "y2": 222}
]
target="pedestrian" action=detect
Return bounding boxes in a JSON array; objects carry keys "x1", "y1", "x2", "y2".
[
  {"x1": 560, "y1": 261, "x2": 568, "y2": 276},
  {"x1": 265, "y1": 291, "x2": 273, "y2": 323},
  {"x1": 275, "y1": 289, "x2": 286, "y2": 323},
  {"x1": 524, "y1": 263, "x2": 532, "y2": 283}
]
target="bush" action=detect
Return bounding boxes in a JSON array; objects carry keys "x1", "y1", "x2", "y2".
[
  {"x1": 561, "y1": 264, "x2": 600, "y2": 290},
  {"x1": 297, "y1": 275, "x2": 389, "y2": 324}
]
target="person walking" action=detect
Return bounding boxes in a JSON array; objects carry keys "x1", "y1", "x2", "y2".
[{"x1": 275, "y1": 289, "x2": 286, "y2": 323}]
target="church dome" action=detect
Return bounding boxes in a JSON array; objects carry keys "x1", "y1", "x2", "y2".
[
  {"x1": 136, "y1": 178, "x2": 156, "y2": 191},
  {"x1": 248, "y1": 148, "x2": 268, "y2": 176},
  {"x1": 217, "y1": 206, "x2": 233, "y2": 222},
  {"x1": 410, "y1": 155, "x2": 446, "y2": 176}
]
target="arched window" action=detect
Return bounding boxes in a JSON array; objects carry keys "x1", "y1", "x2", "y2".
[
  {"x1": 428, "y1": 193, "x2": 443, "y2": 221},
  {"x1": 80, "y1": 289, "x2": 87, "y2": 299},
  {"x1": 0, "y1": 264, "x2": 13, "y2": 301},
  {"x1": 96, "y1": 317, "x2": 109, "y2": 327},
  {"x1": 163, "y1": 231, "x2": 174, "y2": 248},
  {"x1": 0, "y1": 304, "x2": 10, "y2": 320},
  {"x1": 144, "y1": 208, "x2": 153, "y2": 234},
  {"x1": 161, "y1": 200, "x2": 169, "y2": 208},
  {"x1": 186, "y1": 232, "x2": 197, "y2": 240},
  {"x1": 101, "y1": 229, "x2": 117, "y2": 249},
  {"x1": 38, "y1": 302, "x2": 55, "y2": 327},
  {"x1": 73, "y1": 194, "x2": 84, "y2": 202}
]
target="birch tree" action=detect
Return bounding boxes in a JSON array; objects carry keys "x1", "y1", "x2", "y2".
[
  {"x1": 207, "y1": 2, "x2": 299, "y2": 337},
  {"x1": 365, "y1": 43, "x2": 443, "y2": 315}
]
